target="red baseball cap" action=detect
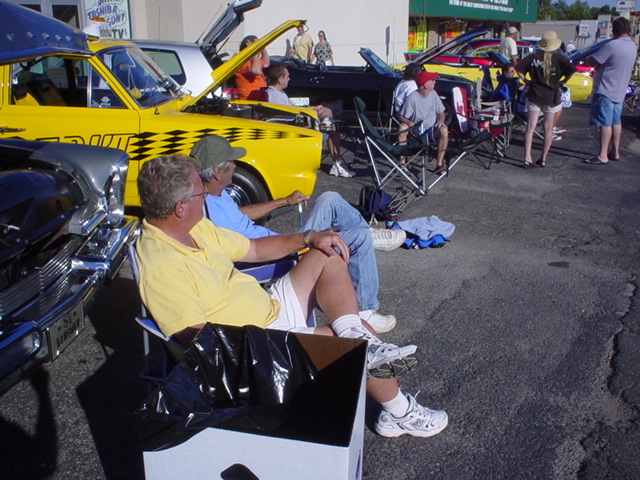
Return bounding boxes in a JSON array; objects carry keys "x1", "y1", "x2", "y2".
[{"x1": 416, "y1": 70, "x2": 439, "y2": 87}]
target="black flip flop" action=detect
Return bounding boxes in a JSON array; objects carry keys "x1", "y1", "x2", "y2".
[{"x1": 583, "y1": 157, "x2": 609, "y2": 165}]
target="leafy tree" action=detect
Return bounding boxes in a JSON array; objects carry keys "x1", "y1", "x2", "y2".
[
  {"x1": 566, "y1": 0, "x2": 591, "y2": 19},
  {"x1": 538, "y1": 0, "x2": 556, "y2": 20}
]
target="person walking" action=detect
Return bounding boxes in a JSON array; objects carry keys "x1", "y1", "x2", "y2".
[
  {"x1": 515, "y1": 31, "x2": 576, "y2": 168},
  {"x1": 584, "y1": 17, "x2": 637, "y2": 164},
  {"x1": 311, "y1": 30, "x2": 334, "y2": 69}
]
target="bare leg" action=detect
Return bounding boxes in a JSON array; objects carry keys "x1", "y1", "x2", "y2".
[
  {"x1": 288, "y1": 249, "x2": 401, "y2": 402},
  {"x1": 328, "y1": 131, "x2": 342, "y2": 163},
  {"x1": 598, "y1": 126, "x2": 612, "y2": 162},
  {"x1": 436, "y1": 126, "x2": 448, "y2": 168},
  {"x1": 539, "y1": 111, "x2": 555, "y2": 165},
  {"x1": 610, "y1": 123, "x2": 622, "y2": 160},
  {"x1": 523, "y1": 109, "x2": 539, "y2": 165}
]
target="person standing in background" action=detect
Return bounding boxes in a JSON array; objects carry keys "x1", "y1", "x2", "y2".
[
  {"x1": 584, "y1": 17, "x2": 637, "y2": 164},
  {"x1": 311, "y1": 30, "x2": 334, "y2": 69},
  {"x1": 515, "y1": 31, "x2": 575, "y2": 168},
  {"x1": 499, "y1": 26, "x2": 519, "y2": 64},
  {"x1": 291, "y1": 24, "x2": 314, "y2": 63}
]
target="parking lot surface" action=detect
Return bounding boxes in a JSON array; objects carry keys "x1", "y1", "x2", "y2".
[{"x1": 1, "y1": 103, "x2": 639, "y2": 480}]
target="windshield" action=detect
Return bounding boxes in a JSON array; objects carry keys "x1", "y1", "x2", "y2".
[
  {"x1": 361, "y1": 49, "x2": 393, "y2": 74},
  {"x1": 98, "y1": 46, "x2": 180, "y2": 107}
]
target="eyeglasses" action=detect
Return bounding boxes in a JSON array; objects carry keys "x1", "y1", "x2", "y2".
[{"x1": 190, "y1": 186, "x2": 209, "y2": 199}]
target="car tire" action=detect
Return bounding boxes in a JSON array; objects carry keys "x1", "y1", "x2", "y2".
[{"x1": 225, "y1": 165, "x2": 270, "y2": 208}]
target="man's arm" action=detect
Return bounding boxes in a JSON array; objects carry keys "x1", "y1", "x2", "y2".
[
  {"x1": 241, "y1": 229, "x2": 350, "y2": 264},
  {"x1": 239, "y1": 190, "x2": 309, "y2": 220}
]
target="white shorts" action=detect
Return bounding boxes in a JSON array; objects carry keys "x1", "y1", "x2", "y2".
[
  {"x1": 267, "y1": 273, "x2": 315, "y2": 333},
  {"x1": 525, "y1": 99, "x2": 562, "y2": 114}
]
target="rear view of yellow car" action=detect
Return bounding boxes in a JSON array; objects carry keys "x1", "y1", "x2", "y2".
[{"x1": 0, "y1": 4, "x2": 321, "y2": 206}]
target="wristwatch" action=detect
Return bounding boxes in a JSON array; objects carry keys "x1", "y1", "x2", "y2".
[{"x1": 303, "y1": 229, "x2": 312, "y2": 247}]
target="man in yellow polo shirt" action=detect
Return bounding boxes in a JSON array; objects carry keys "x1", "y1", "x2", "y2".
[{"x1": 135, "y1": 153, "x2": 448, "y2": 438}]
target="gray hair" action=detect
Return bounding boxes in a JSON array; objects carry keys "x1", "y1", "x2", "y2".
[
  {"x1": 138, "y1": 154, "x2": 201, "y2": 220},
  {"x1": 198, "y1": 161, "x2": 231, "y2": 183}
]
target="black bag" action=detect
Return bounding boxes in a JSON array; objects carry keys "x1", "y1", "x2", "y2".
[{"x1": 358, "y1": 185, "x2": 391, "y2": 220}]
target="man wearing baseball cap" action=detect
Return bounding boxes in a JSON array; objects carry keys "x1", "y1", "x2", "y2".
[
  {"x1": 500, "y1": 26, "x2": 519, "y2": 64},
  {"x1": 397, "y1": 70, "x2": 449, "y2": 175}
]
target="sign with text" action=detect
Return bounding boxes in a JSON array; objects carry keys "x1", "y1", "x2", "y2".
[
  {"x1": 83, "y1": 0, "x2": 131, "y2": 39},
  {"x1": 409, "y1": 0, "x2": 538, "y2": 22}
]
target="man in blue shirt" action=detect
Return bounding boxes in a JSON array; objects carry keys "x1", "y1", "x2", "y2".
[{"x1": 192, "y1": 135, "x2": 405, "y2": 333}]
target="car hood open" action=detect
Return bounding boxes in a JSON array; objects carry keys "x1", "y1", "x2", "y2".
[
  {"x1": 410, "y1": 26, "x2": 489, "y2": 66},
  {"x1": 0, "y1": 2, "x2": 91, "y2": 64},
  {"x1": 184, "y1": 19, "x2": 304, "y2": 107}
]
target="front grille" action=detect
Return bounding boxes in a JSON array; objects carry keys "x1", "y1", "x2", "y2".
[{"x1": 0, "y1": 237, "x2": 84, "y2": 317}]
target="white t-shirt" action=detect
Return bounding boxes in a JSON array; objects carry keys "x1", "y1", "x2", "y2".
[
  {"x1": 499, "y1": 36, "x2": 517, "y2": 59},
  {"x1": 393, "y1": 79, "x2": 418, "y2": 113},
  {"x1": 266, "y1": 86, "x2": 292, "y2": 106}
]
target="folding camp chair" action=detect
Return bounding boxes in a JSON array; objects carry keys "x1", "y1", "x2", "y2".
[
  {"x1": 447, "y1": 86, "x2": 513, "y2": 171},
  {"x1": 354, "y1": 96, "x2": 439, "y2": 212},
  {"x1": 623, "y1": 81, "x2": 637, "y2": 112}
]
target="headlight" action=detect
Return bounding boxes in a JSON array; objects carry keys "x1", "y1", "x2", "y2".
[{"x1": 105, "y1": 164, "x2": 127, "y2": 224}]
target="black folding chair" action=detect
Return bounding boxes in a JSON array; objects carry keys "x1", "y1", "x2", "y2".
[{"x1": 354, "y1": 96, "x2": 441, "y2": 211}]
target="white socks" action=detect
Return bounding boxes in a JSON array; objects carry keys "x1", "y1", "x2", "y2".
[
  {"x1": 381, "y1": 390, "x2": 410, "y2": 418},
  {"x1": 332, "y1": 314, "x2": 376, "y2": 343}
]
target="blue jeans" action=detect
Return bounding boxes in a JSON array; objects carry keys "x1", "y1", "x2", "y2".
[{"x1": 301, "y1": 192, "x2": 379, "y2": 311}]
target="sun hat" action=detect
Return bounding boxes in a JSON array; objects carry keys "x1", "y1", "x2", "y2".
[
  {"x1": 416, "y1": 70, "x2": 439, "y2": 87},
  {"x1": 190, "y1": 135, "x2": 246, "y2": 169},
  {"x1": 508, "y1": 26, "x2": 518, "y2": 35},
  {"x1": 538, "y1": 31, "x2": 562, "y2": 52}
]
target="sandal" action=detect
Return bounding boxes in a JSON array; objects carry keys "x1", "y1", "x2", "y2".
[
  {"x1": 522, "y1": 162, "x2": 536, "y2": 169},
  {"x1": 434, "y1": 165, "x2": 446, "y2": 176},
  {"x1": 535, "y1": 158, "x2": 546, "y2": 168}
]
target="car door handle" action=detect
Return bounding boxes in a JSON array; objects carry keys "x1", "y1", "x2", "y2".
[{"x1": 0, "y1": 126, "x2": 26, "y2": 134}]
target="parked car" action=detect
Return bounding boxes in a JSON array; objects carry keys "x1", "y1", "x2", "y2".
[
  {"x1": 0, "y1": 2, "x2": 321, "y2": 207},
  {"x1": 408, "y1": 28, "x2": 593, "y2": 103},
  {"x1": 0, "y1": 138, "x2": 140, "y2": 396},
  {"x1": 407, "y1": 38, "x2": 534, "y2": 64}
]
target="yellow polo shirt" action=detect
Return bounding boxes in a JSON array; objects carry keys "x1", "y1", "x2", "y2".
[{"x1": 136, "y1": 218, "x2": 279, "y2": 337}]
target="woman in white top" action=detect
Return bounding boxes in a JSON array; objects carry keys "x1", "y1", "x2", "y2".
[{"x1": 393, "y1": 64, "x2": 422, "y2": 115}]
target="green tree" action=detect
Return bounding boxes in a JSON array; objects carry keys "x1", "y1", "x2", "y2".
[
  {"x1": 566, "y1": 0, "x2": 591, "y2": 19},
  {"x1": 538, "y1": 0, "x2": 556, "y2": 20}
]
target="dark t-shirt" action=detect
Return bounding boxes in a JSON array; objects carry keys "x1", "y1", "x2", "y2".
[{"x1": 515, "y1": 50, "x2": 576, "y2": 107}]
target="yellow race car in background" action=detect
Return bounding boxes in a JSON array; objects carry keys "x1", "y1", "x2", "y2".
[
  {"x1": 0, "y1": 3, "x2": 320, "y2": 207},
  {"x1": 399, "y1": 27, "x2": 592, "y2": 103}
]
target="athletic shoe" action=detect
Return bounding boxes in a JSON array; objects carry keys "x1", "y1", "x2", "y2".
[
  {"x1": 375, "y1": 392, "x2": 449, "y2": 438},
  {"x1": 329, "y1": 162, "x2": 355, "y2": 178},
  {"x1": 552, "y1": 127, "x2": 567, "y2": 135},
  {"x1": 370, "y1": 228, "x2": 406, "y2": 251},
  {"x1": 552, "y1": 134, "x2": 562, "y2": 141},
  {"x1": 367, "y1": 341, "x2": 418, "y2": 379},
  {"x1": 362, "y1": 311, "x2": 397, "y2": 333}
]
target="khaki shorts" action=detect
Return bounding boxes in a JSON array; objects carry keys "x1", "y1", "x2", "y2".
[
  {"x1": 525, "y1": 99, "x2": 562, "y2": 114},
  {"x1": 267, "y1": 273, "x2": 315, "y2": 333}
]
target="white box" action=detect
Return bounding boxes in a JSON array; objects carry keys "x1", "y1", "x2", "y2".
[{"x1": 142, "y1": 332, "x2": 367, "y2": 480}]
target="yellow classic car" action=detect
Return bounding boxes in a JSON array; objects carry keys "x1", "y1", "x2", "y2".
[{"x1": 0, "y1": 3, "x2": 321, "y2": 206}]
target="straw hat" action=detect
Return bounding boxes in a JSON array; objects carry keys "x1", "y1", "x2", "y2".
[{"x1": 538, "y1": 31, "x2": 562, "y2": 52}]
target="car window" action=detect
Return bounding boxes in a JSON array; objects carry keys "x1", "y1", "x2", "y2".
[
  {"x1": 143, "y1": 50, "x2": 187, "y2": 87},
  {"x1": 10, "y1": 56, "x2": 125, "y2": 109},
  {"x1": 97, "y1": 46, "x2": 179, "y2": 108}
]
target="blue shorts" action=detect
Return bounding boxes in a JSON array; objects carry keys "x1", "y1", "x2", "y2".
[{"x1": 590, "y1": 94, "x2": 622, "y2": 127}]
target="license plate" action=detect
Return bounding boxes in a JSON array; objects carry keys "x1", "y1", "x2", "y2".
[{"x1": 48, "y1": 302, "x2": 85, "y2": 359}]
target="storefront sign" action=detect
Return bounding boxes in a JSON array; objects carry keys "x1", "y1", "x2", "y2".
[
  {"x1": 409, "y1": 0, "x2": 537, "y2": 22},
  {"x1": 83, "y1": 0, "x2": 131, "y2": 39}
]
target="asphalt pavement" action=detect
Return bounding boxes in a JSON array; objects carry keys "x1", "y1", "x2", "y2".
[{"x1": 1, "y1": 102, "x2": 639, "y2": 480}]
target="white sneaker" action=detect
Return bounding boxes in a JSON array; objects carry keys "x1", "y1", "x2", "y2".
[
  {"x1": 329, "y1": 162, "x2": 355, "y2": 178},
  {"x1": 552, "y1": 127, "x2": 567, "y2": 135},
  {"x1": 370, "y1": 228, "x2": 406, "y2": 251},
  {"x1": 361, "y1": 310, "x2": 397, "y2": 333},
  {"x1": 375, "y1": 392, "x2": 448, "y2": 438},
  {"x1": 552, "y1": 134, "x2": 562, "y2": 141},
  {"x1": 367, "y1": 341, "x2": 418, "y2": 379}
]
